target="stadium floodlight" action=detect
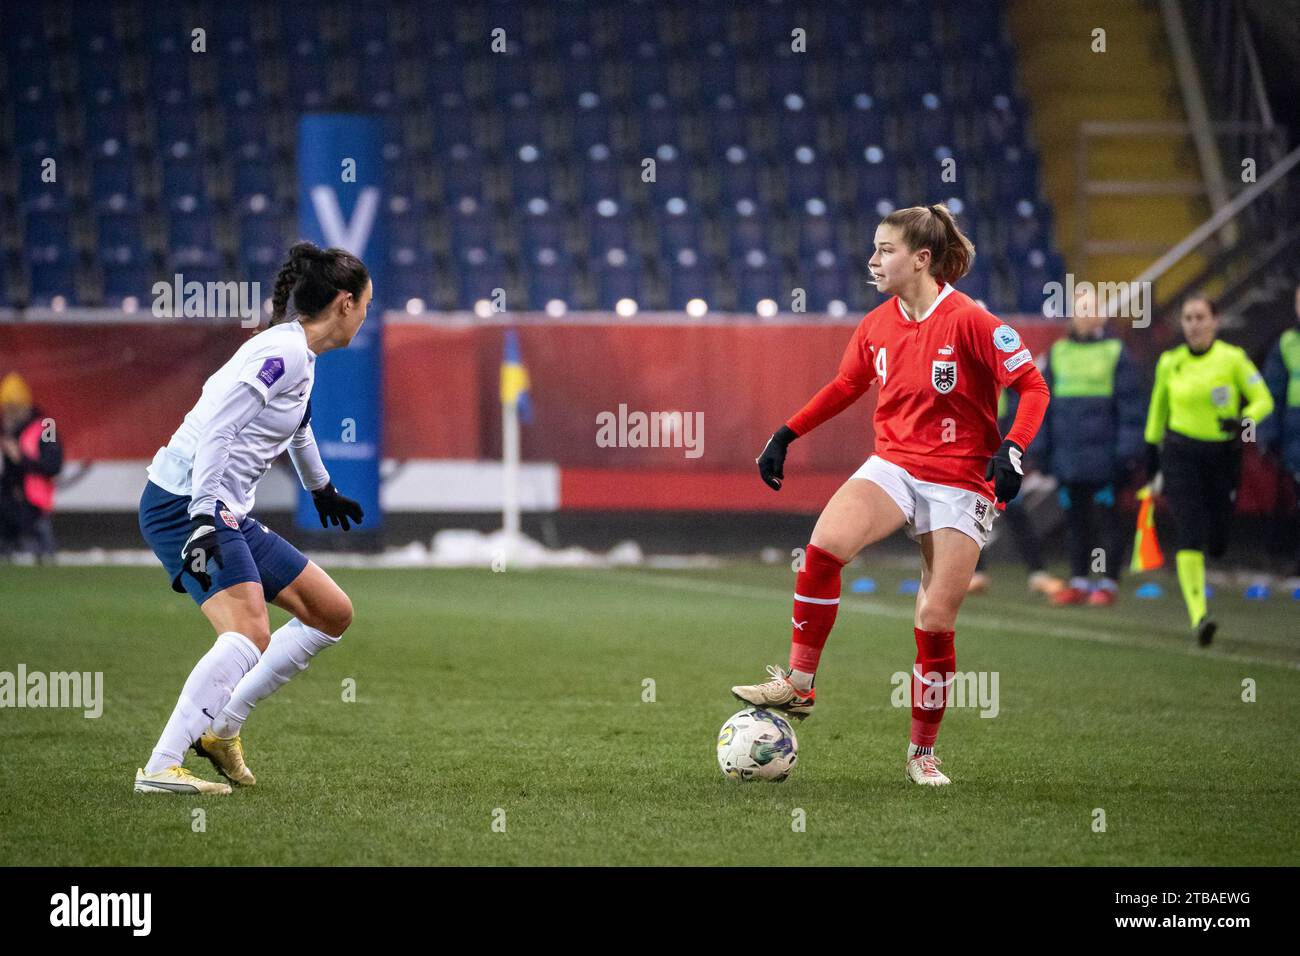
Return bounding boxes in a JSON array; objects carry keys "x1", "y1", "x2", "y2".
[
  {"x1": 474, "y1": 299, "x2": 495, "y2": 318},
  {"x1": 756, "y1": 298, "x2": 778, "y2": 317},
  {"x1": 828, "y1": 299, "x2": 848, "y2": 317},
  {"x1": 545, "y1": 299, "x2": 567, "y2": 317},
  {"x1": 685, "y1": 298, "x2": 708, "y2": 317},
  {"x1": 615, "y1": 297, "x2": 638, "y2": 316},
  {"x1": 405, "y1": 298, "x2": 425, "y2": 314}
]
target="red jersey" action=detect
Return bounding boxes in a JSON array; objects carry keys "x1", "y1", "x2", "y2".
[{"x1": 787, "y1": 284, "x2": 1045, "y2": 498}]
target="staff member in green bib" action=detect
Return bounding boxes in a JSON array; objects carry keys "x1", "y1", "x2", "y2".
[
  {"x1": 1259, "y1": 282, "x2": 1300, "y2": 577},
  {"x1": 1144, "y1": 293, "x2": 1274, "y2": 645},
  {"x1": 1035, "y1": 286, "x2": 1146, "y2": 606}
]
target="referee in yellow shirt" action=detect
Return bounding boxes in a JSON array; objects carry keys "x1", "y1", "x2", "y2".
[{"x1": 1145, "y1": 293, "x2": 1274, "y2": 645}]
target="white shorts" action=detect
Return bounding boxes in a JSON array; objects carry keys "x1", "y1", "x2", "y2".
[{"x1": 851, "y1": 455, "x2": 997, "y2": 548}]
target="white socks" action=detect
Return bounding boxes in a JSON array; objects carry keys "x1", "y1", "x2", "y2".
[
  {"x1": 211, "y1": 618, "x2": 340, "y2": 739},
  {"x1": 145, "y1": 631, "x2": 261, "y2": 774},
  {"x1": 789, "y1": 669, "x2": 815, "y2": 693}
]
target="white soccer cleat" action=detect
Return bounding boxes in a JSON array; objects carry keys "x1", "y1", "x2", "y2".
[
  {"x1": 134, "y1": 765, "x2": 232, "y2": 795},
  {"x1": 731, "y1": 664, "x2": 816, "y2": 719},
  {"x1": 905, "y1": 748, "x2": 951, "y2": 786}
]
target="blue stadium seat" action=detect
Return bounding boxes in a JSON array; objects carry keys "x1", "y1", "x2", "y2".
[
  {"x1": 388, "y1": 248, "x2": 437, "y2": 305},
  {"x1": 578, "y1": 146, "x2": 624, "y2": 205},
  {"x1": 23, "y1": 202, "x2": 71, "y2": 248},
  {"x1": 28, "y1": 250, "x2": 76, "y2": 304},
  {"x1": 733, "y1": 255, "x2": 783, "y2": 312},
  {"x1": 523, "y1": 250, "x2": 575, "y2": 308},
  {"x1": 592, "y1": 254, "x2": 643, "y2": 309},
  {"x1": 584, "y1": 200, "x2": 633, "y2": 255},
  {"x1": 666, "y1": 262, "x2": 716, "y2": 311}
]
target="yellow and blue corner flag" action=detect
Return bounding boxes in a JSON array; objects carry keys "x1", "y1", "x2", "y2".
[{"x1": 500, "y1": 328, "x2": 533, "y2": 424}]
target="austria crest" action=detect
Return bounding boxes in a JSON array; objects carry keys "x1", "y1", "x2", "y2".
[{"x1": 932, "y1": 360, "x2": 957, "y2": 393}]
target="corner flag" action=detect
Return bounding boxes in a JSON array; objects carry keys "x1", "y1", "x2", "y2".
[{"x1": 500, "y1": 328, "x2": 533, "y2": 424}]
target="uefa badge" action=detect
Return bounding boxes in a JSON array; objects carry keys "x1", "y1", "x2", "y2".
[
  {"x1": 993, "y1": 324, "x2": 1022, "y2": 353},
  {"x1": 932, "y1": 360, "x2": 957, "y2": 393}
]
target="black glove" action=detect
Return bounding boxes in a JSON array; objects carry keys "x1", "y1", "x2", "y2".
[
  {"x1": 174, "y1": 513, "x2": 223, "y2": 592},
  {"x1": 1217, "y1": 417, "x2": 1244, "y2": 439},
  {"x1": 312, "y1": 482, "x2": 364, "y2": 530},
  {"x1": 756, "y1": 425, "x2": 798, "y2": 491},
  {"x1": 984, "y1": 439, "x2": 1025, "y2": 503}
]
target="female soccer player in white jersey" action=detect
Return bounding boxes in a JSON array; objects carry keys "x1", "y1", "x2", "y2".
[
  {"x1": 134, "y1": 242, "x2": 371, "y2": 795},
  {"x1": 732, "y1": 204, "x2": 1051, "y2": 786}
]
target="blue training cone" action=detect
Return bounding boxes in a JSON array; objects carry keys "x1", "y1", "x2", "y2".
[
  {"x1": 898, "y1": 579, "x2": 920, "y2": 595},
  {"x1": 850, "y1": 577, "x2": 876, "y2": 594},
  {"x1": 1244, "y1": 584, "x2": 1270, "y2": 601},
  {"x1": 1135, "y1": 582, "x2": 1163, "y2": 599}
]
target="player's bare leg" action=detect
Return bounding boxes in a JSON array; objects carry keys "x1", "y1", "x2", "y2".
[
  {"x1": 906, "y1": 528, "x2": 981, "y2": 785},
  {"x1": 733, "y1": 478, "x2": 906, "y2": 717}
]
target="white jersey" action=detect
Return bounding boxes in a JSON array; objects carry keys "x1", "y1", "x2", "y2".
[{"x1": 148, "y1": 320, "x2": 319, "y2": 520}]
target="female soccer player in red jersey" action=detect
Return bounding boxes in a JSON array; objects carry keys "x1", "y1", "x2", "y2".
[{"x1": 732, "y1": 204, "x2": 1050, "y2": 785}]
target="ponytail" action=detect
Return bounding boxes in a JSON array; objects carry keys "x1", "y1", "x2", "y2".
[
  {"x1": 269, "y1": 241, "x2": 370, "y2": 325},
  {"x1": 880, "y1": 203, "x2": 975, "y2": 284}
]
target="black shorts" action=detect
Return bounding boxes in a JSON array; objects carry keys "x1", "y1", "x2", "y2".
[{"x1": 1161, "y1": 432, "x2": 1241, "y2": 557}]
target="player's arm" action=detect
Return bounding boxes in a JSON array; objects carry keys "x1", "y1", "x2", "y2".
[
  {"x1": 288, "y1": 401, "x2": 330, "y2": 492},
  {"x1": 178, "y1": 380, "x2": 265, "y2": 591},
  {"x1": 289, "y1": 405, "x2": 364, "y2": 530},
  {"x1": 757, "y1": 322, "x2": 877, "y2": 490},
  {"x1": 188, "y1": 381, "x2": 266, "y2": 520},
  {"x1": 1234, "y1": 352, "x2": 1274, "y2": 432},
  {"x1": 1143, "y1": 353, "x2": 1171, "y2": 447},
  {"x1": 985, "y1": 362, "x2": 1049, "y2": 502}
]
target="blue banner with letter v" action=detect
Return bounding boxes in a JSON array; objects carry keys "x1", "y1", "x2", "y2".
[{"x1": 294, "y1": 114, "x2": 387, "y2": 533}]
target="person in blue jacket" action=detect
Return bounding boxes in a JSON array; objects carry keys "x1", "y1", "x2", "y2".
[
  {"x1": 1259, "y1": 282, "x2": 1300, "y2": 577},
  {"x1": 1035, "y1": 286, "x2": 1147, "y2": 604}
]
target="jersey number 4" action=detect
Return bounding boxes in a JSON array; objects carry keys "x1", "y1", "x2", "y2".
[{"x1": 874, "y1": 346, "x2": 887, "y2": 384}]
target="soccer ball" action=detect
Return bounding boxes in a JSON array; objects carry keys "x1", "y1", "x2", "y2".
[{"x1": 716, "y1": 707, "x2": 799, "y2": 782}]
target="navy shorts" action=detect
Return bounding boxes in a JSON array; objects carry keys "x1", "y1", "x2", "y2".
[{"x1": 138, "y1": 481, "x2": 310, "y2": 606}]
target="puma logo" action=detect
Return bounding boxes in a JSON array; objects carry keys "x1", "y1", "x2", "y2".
[
  {"x1": 202, "y1": 708, "x2": 214, "y2": 720},
  {"x1": 791, "y1": 617, "x2": 807, "y2": 631}
]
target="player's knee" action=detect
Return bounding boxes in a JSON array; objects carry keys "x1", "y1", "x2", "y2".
[
  {"x1": 916, "y1": 598, "x2": 959, "y2": 633},
  {"x1": 241, "y1": 622, "x2": 272, "y2": 651},
  {"x1": 315, "y1": 591, "x2": 353, "y2": 637},
  {"x1": 807, "y1": 532, "x2": 852, "y2": 564}
]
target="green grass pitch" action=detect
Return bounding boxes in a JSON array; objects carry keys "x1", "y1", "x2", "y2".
[{"x1": 1, "y1": 562, "x2": 1296, "y2": 866}]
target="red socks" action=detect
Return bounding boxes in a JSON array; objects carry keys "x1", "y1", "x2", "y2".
[
  {"x1": 787, "y1": 548, "x2": 957, "y2": 750},
  {"x1": 910, "y1": 627, "x2": 956, "y2": 747},
  {"x1": 788, "y1": 544, "x2": 846, "y2": 674}
]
